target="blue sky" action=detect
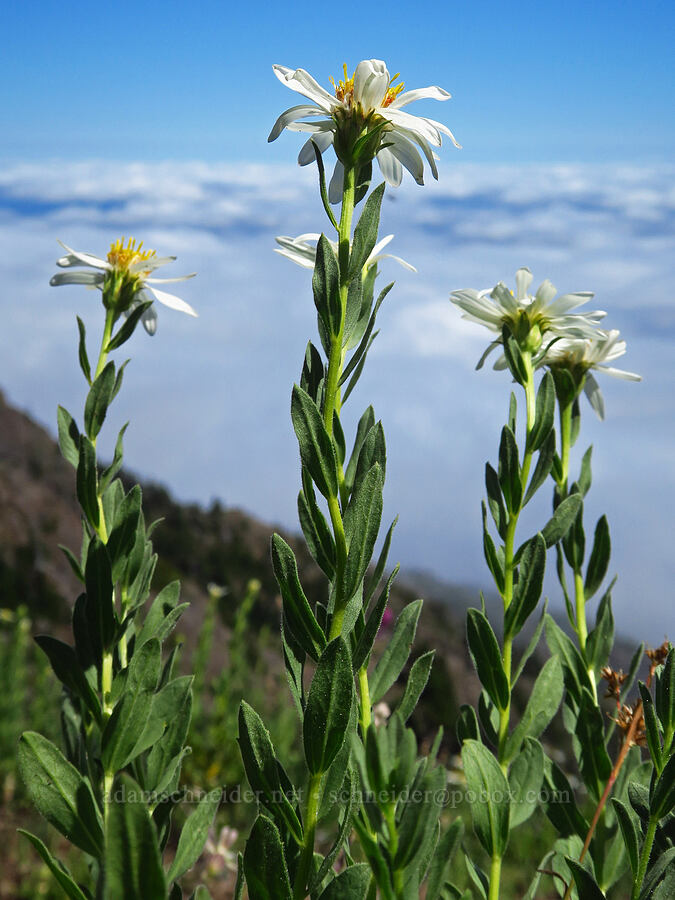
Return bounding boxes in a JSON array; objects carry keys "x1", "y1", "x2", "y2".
[
  {"x1": 1, "y1": 2, "x2": 673, "y2": 641},
  {"x1": 3, "y1": 0, "x2": 674, "y2": 163}
]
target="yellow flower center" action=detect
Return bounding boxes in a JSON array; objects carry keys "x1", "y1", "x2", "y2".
[
  {"x1": 107, "y1": 237, "x2": 156, "y2": 271},
  {"x1": 330, "y1": 64, "x2": 404, "y2": 109}
]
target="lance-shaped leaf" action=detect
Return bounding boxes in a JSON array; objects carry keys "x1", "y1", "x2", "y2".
[
  {"x1": 523, "y1": 429, "x2": 556, "y2": 506},
  {"x1": 238, "y1": 701, "x2": 303, "y2": 843},
  {"x1": 349, "y1": 182, "x2": 385, "y2": 279},
  {"x1": 528, "y1": 371, "x2": 555, "y2": 452},
  {"x1": 457, "y1": 703, "x2": 481, "y2": 744},
  {"x1": 461, "y1": 740, "x2": 510, "y2": 857},
  {"x1": 354, "y1": 420, "x2": 387, "y2": 487},
  {"x1": 656, "y1": 647, "x2": 675, "y2": 738},
  {"x1": 34, "y1": 635, "x2": 101, "y2": 724},
  {"x1": 18, "y1": 830, "x2": 89, "y2": 900},
  {"x1": 353, "y1": 565, "x2": 399, "y2": 672},
  {"x1": 17, "y1": 732, "x2": 103, "y2": 857},
  {"x1": 466, "y1": 608, "x2": 510, "y2": 711},
  {"x1": 167, "y1": 790, "x2": 220, "y2": 883},
  {"x1": 505, "y1": 533, "x2": 546, "y2": 637},
  {"x1": 425, "y1": 818, "x2": 464, "y2": 900},
  {"x1": 243, "y1": 814, "x2": 292, "y2": 900},
  {"x1": 574, "y1": 689, "x2": 613, "y2": 801},
  {"x1": 610, "y1": 798, "x2": 639, "y2": 877},
  {"x1": 370, "y1": 598, "x2": 423, "y2": 703},
  {"x1": 107, "y1": 301, "x2": 153, "y2": 351},
  {"x1": 485, "y1": 462, "x2": 507, "y2": 540},
  {"x1": 107, "y1": 485, "x2": 142, "y2": 582},
  {"x1": 84, "y1": 537, "x2": 115, "y2": 653},
  {"x1": 303, "y1": 637, "x2": 354, "y2": 774},
  {"x1": 397, "y1": 650, "x2": 435, "y2": 722},
  {"x1": 587, "y1": 590, "x2": 614, "y2": 675},
  {"x1": 650, "y1": 753, "x2": 675, "y2": 818},
  {"x1": 76, "y1": 316, "x2": 91, "y2": 382},
  {"x1": 57, "y1": 406, "x2": 80, "y2": 468},
  {"x1": 541, "y1": 493, "x2": 583, "y2": 548},
  {"x1": 498, "y1": 425, "x2": 521, "y2": 513},
  {"x1": 291, "y1": 384, "x2": 338, "y2": 500},
  {"x1": 84, "y1": 360, "x2": 115, "y2": 440},
  {"x1": 585, "y1": 515, "x2": 610, "y2": 598},
  {"x1": 363, "y1": 515, "x2": 397, "y2": 606},
  {"x1": 344, "y1": 406, "x2": 375, "y2": 495},
  {"x1": 313, "y1": 234, "x2": 341, "y2": 335},
  {"x1": 566, "y1": 860, "x2": 606, "y2": 899},
  {"x1": 343, "y1": 463, "x2": 383, "y2": 604},
  {"x1": 504, "y1": 656, "x2": 563, "y2": 762},
  {"x1": 545, "y1": 613, "x2": 593, "y2": 702},
  {"x1": 104, "y1": 774, "x2": 166, "y2": 899},
  {"x1": 77, "y1": 434, "x2": 99, "y2": 528},
  {"x1": 482, "y1": 503, "x2": 505, "y2": 594},
  {"x1": 509, "y1": 738, "x2": 545, "y2": 827},
  {"x1": 271, "y1": 534, "x2": 325, "y2": 661},
  {"x1": 318, "y1": 863, "x2": 371, "y2": 900},
  {"x1": 312, "y1": 769, "x2": 358, "y2": 889}
]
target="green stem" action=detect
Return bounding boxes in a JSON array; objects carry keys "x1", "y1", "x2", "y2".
[
  {"x1": 489, "y1": 855, "x2": 502, "y2": 900},
  {"x1": 359, "y1": 666, "x2": 372, "y2": 736},
  {"x1": 384, "y1": 803, "x2": 403, "y2": 893},
  {"x1": 101, "y1": 650, "x2": 114, "y2": 717},
  {"x1": 558, "y1": 398, "x2": 573, "y2": 495},
  {"x1": 294, "y1": 772, "x2": 322, "y2": 900},
  {"x1": 632, "y1": 815, "x2": 658, "y2": 900}
]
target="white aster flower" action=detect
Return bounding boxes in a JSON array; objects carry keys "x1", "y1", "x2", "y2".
[
  {"x1": 274, "y1": 232, "x2": 416, "y2": 273},
  {"x1": 269, "y1": 59, "x2": 460, "y2": 200},
  {"x1": 543, "y1": 329, "x2": 641, "y2": 419},
  {"x1": 50, "y1": 237, "x2": 197, "y2": 335},
  {"x1": 451, "y1": 267, "x2": 606, "y2": 369}
]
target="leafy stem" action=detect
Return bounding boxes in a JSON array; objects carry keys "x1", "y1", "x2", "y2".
[
  {"x1": 632, "y1": 815, "x2": 658, "y2": 900},
  {"x1": 294, "y1": 771, "x2": 322, "y2": 900}
]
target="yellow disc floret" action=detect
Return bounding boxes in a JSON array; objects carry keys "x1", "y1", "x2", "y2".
[
  {"x1": 331, "y1": 64, "x2": 356, "y2": 105},
  {"x1": 382, "y1": 73, "x2": 404, "y2": 107},
  {"x1": 107, "y1": 237, "x2": 156, "y2": 272}
]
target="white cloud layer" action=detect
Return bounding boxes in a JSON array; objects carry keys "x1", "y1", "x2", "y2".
[{"x1": 1, "y1": 159, "x2": 673, "y2": 642}]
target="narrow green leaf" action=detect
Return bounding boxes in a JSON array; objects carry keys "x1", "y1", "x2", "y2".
[
  {"x1": 457, "y1": 703, "x2": 481, "y2": 743},
  {"x1": 34, "y1": 635, "x2": 101, "y2": 724},
  {"x1": 349, "y1": 182, "x2": 385, "y2": 278},
  {"x1": 243, "y1": 815, "x2": 292, "y2": 900},
  {"x1": 18, "y1": 830, "x2": 89, "y2": 900},
  {"x1": 291, "y1": 384, "x2": 338, "y2": 499},
  {"x1": 574, "y1": 689, "x2": 613, "y2": 801},
  {"x1": 512, "y1": 602, "x2": 547, "y2": 685},
  {"x1": 340, "y1": 283, "x2": 393, "y2": 390},
  {"x1": 528, "y1": 372, "x2": 556, "y2": 452},
  {"x1": 104, "y1": 774, "x2": 166, "y2": 899},
  {"x1": 656, "y1": 647, "x2": 675, "y2": 737},
  {"x1": 545, "y1": 613, "x2": 592, "y2": 702},
  {"x1": 498, "y1": 425, "x2": 521, "y2": 513},
  {"x1": 578, "y1": 445, "x2": 593, "y2": 496},
  {"x1": 17, "y1": 732, "x2": 103, "y2": 857},
  {"x1": 523, "y1": 429, "x2": 556, "y2": 505},
  {"x1": 84, "y1": 361, "x2": 115, "y2": 440},
  {"x1": 304, "y1": 637, "x2": 354, "y2": 774},
  {"x1": 508, "y1": 738, "x2": 545, "y2": 827},
  {"x1": 271, "y1": 534, "x2": 325, "y2": 661},
  {"x1": 107, "y1": 302, "x2": 152, "y2": 350},
  {"x1": 397, "y1": 650, "x2": 435, "y2": 722},
  {"x1": 167, "y1": 790, "x2": 220, "y2": 882},
  {"x1": 585, "y1": 515, "x2": 611, "y2": 598},
  {"x1": 543, "y1": 758, "x2": 589, "y2": 839},
  {"x1": 610, "y1": 798, "x2": 639, "y2": 876},
  {"x1": 353, "y1": 565, "x2": 399, "y2": 671},
  {"x1": 76, "y1": 316, "x2": 92, "y2": 383},
  {"x1": 343, "y1": 463, "x2": 383, "y2": 603},
  {"x1": 482, "y1": 502, "x2": 505, "y2": 594},
  {"x1": 461, "y1": 740, "x2": 510, "y2": 857},
  {"x1": 504, "y1": 657, "x2": 563, "y2": 762},
  {"x1": 651, "y1": 752, "x2": 675, "y2": 818},
  {"x1": 566, "y1": 860, "x2": 606, "y2": 899},
  {"x1": 107, "y1": 485, "x2": 142, "y2": 582},
  {"x1": 542, "y1": 494, "x2": 583, "y2": 547},
  {"x1": 587, "y1": 589, "x2": 615, "y2": 675},
  {"x1": 57, "y1": 406, "x2": 80, "y2": 468},
  {"x1": 99, "y1": 423, "x2": 129, "y2": 493},
  {"x1": 505, "y1": 533, "x2": 546, "y2": 637},
  {"x1": 425, "y1": 818, "x2": 464, "y2": 900},
  {"x1": 370, "y1": 599, "x2": 423, "y2": 703},
  {"x1": 317, "y1": 864, "x2": 371, "y2": 900},
  {"x1": 466, "y1": 608, "x2": 510, "y2": 711},
  {"x1": 76, "y1": 434, "x2": 99, "y2": 527},
  {"x1": 313, "y1": 234, "x2": 341, "y2": 335},
  {"x1": 485, "y1": 462, "x2": 507, "y2": 539}
]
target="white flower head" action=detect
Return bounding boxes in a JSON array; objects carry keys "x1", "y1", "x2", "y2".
[
  {"x1": 451, "y1": 267, "x2": 606, "y2": 369},
  {"x1": 274, "y1": 232, "x2": 416, "y2": 274},
  {"x1": 50, "y1": 237, "x2": 197, "y2": 335},
  {"x1": 543, "y1": 329, "x2": 641, "y2": 419},
  {"x1": 269, "y1": 59, "x2": 460, "y2": 200}
]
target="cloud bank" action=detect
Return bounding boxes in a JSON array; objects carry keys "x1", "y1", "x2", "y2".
[{"x1": 1, "y1": 160, "x2": 672, "y2": 641}]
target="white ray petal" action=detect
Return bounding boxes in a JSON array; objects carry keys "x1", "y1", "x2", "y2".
[
  {"x1": 274, "y1": 65, "x2": 337, "y2": 112},
  {"x1": 57, "y1": 240, "x2": 110, "y2": 270},
  {"x1": 328, "y1": 160, "x2": 345, "y2": 203},
  {"x1": 146, "y1": 286, "x2": 198, "y2": 317},
  {"x1": 387, "y1": 133, "x2": 425, "y2": 185},
  {"x1": 376, "y1": 147, "x2": 403, "y2": 187},
  {"x1": 50, "y1": 271, "x2": 105, "y2": 286},
  {"x1": 354, "y1": 59, "x2": 389, "y2": 110},
  {"x1": 145, "y1": 273, "x2": 196, "y2": 284},
  {"x1": 389, "y1": 85, "x2": 451, "y2": 108},
  {"x1": 268, "y1": 104, "x2": 326, "y2": 142},
  {"x1": 297, "y1": 131, "x2": 334, "y2": 166}
]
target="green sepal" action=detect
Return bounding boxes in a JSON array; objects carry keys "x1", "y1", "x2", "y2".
[
  {"x1": 313, "y1": 234, "x2": 341, "y2": 335},
  {"x1": 166, "y1": 790, "x2": 220, "y2": 883},
  {"x1": 271, "y1": 533, "x2": 326, "y2": 661},
  {"x1": 397, "y1": 650, "x2": 435, "y2": 722},
  {"x1": 584, "y1": 515, "x2": 611, "y2": 598},
  {"x1": 17, "y1": 731, "x2": 104, "y2": 857},
  {"x1": 57, "y1": 405, "x2": 80, "y2": 467},
  {"x1": 466, "y1": 608, "x2": 510, "y2": 711},
  {"x1": 349, "y1": 182, "x2": 385, "y2": 280},
  {"x1": 76, "y1": 316, "x2": 92, "y2": 383},
  {"x1": 343, "y1": 463, "x2": 383, "y2": 605},
  {"x1": 304, "y1": 637, "x2": 354, "y2": 774},
  {"x1": 509, "y1": 738, "x2": 545, "y2": 827},
  {"x1": 107, "y1": 301, "x2": 152, "y2": 351},
  {"x1": 370, "y1": 598, "x2": 423, "y2": 703},
  {"x1": 291, "y1": 384, "x2": 338, "y2": 500},
  {"x1": 84, "y1": 360, "x2": 115, "y2": 440},
  {"x1": 76, "y1": 434, "x2": 99, "y2": 527},
  {"x1": 18, "y1": 830, "x2": 90, "y2": 900},
  {"x1": 461, "y1": 739, "x2": 510, "y2": 857},
  {"x1": 103, "y1": 773, "x2": 166, "y2": 899}
]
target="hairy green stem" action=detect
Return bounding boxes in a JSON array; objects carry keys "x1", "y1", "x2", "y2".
[
  {"x1": 632, "y1": 815, "x2": 658, "y2": 900},
  {"x1": 294, "y1": 772, "x2": 322, "y2": 899},
  {"x1": 359, "y1": 666, "x2": 372, "y2": 736},
  {"x1": 489, "y1": 855, "x2": 502, "y2": 900}
]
